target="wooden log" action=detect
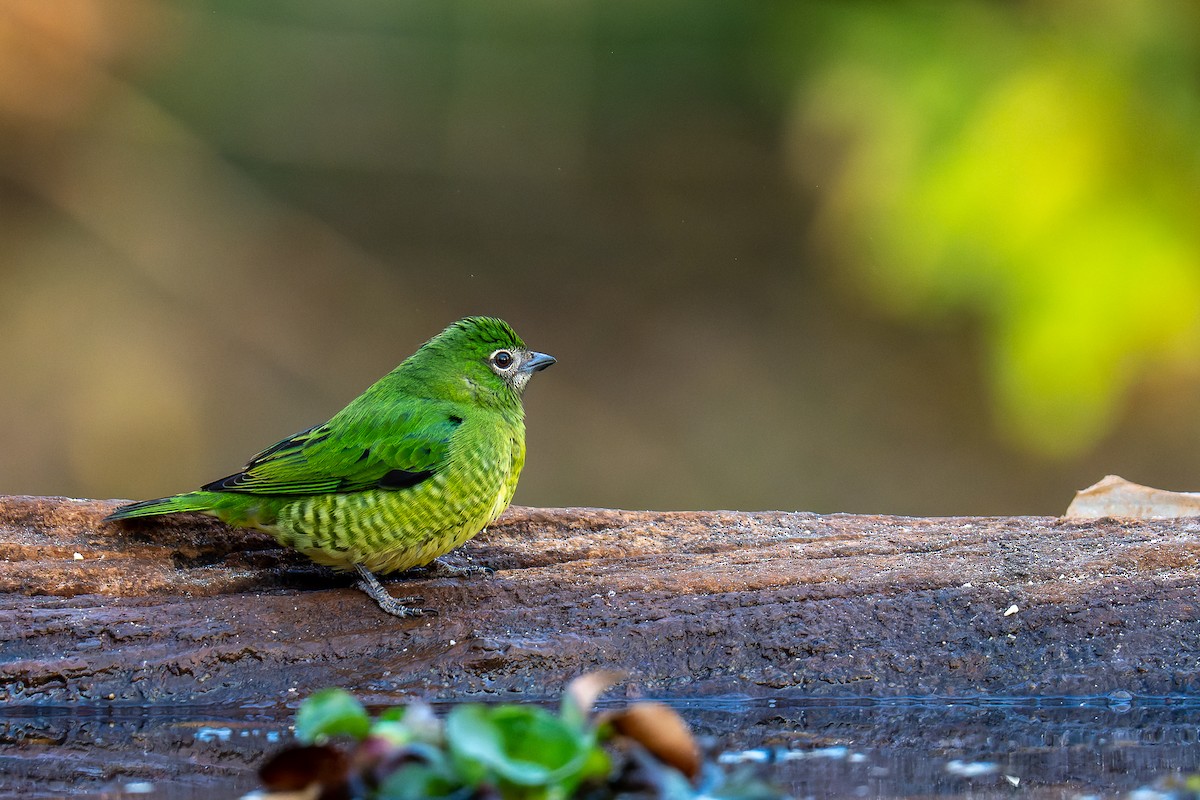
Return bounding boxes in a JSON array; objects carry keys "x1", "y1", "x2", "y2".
[{"x1": 3, "y1": 495, "x2": 1200, "y2": 707}]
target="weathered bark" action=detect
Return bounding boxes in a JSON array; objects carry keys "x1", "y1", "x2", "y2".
[{"x1": 4, "y1": 495, "x2": 1200, "y2": 707}]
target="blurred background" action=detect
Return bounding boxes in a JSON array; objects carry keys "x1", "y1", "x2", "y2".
[{"x1": 2, "y1": 0, "x2": 1200, "y2": 516}]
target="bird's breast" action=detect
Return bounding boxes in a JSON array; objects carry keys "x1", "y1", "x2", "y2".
[{"x1": 268, "y1": 416, "x2": 525, "y2": 573}]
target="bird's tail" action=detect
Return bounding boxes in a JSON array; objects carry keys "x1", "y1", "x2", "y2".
[{"x1": 104, "y1": 493, "x2": 216, "y2": 522}]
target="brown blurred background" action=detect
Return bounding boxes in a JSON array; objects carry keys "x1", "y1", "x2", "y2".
[{"x1": 2, "y1": 1, "x2": 1200, "y2": 515}]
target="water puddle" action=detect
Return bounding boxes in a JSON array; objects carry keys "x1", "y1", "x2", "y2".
[
  {"x1": 687, "y1": 695, "x2": 1200, "y2": 799},
  {"x1": 3, "y1": 695, "x2": 1199, "y2": 798}
]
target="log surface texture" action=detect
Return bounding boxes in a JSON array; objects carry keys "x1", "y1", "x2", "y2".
[{"x1": 4, "y1": 495, "x2": 1200, "y2": 707}]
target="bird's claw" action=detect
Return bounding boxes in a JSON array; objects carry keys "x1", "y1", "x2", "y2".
[
  {"x1": 355, "y1": 564, "x2": 437, "y2": 618},
  {"x1": 355, "y1": 580, "x2": 435, "y2": 618},
  {"x1": 365, "y1": 589, "x2": 437, "y2": 618}
]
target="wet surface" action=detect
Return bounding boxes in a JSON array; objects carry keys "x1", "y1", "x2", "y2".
[
  {"x1": 0, "y1": 706, "x2": 284, "y2": 799},
  {"x1": 693, "y1": 695, "x2": 1200, "y2": 799},
  {"x1": 3, "y1": 696, "x2": 1199, "y2": 799},
  {"x1": 7, "y1": 498, "x2": 1200, "y2": 796}
]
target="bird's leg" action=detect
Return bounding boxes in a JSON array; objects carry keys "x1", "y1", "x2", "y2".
[
  {"x1": 425, "y1": 557, "x2": 494, "y2": 579},
  {"x1": 354, "y1": 564, "x2": 434, "y2": 618}
]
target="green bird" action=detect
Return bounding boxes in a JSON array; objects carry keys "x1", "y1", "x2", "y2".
[{"x1": 105, "y1": 316, "x2": 555, "y2": 618}]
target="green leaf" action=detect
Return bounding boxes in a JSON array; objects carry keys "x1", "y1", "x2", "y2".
[
  {"x1": 378, "y1": 762, "x2": 469, "y2": 800},
  {"x1": 578, "y1": 745, "x2": 611, "y2": 783},
  {"x1": 446, "y1": 704, "x2": 593, "y2": 789},
  {"x1": 447, "y1": 705, "x2": 546, "y2": 786},
  {"x1": 378, "y1": 706, "x2": 406, "y2": 723},
  {"x1": 294, "y1": 688, "x2": 370, "y2": 744},
  {"x1": 490, "y1": 706, "x2": 589, "y2": 777}
]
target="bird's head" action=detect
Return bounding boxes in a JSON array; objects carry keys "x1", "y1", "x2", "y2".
[{"x1": 408, "y1": 316, "x2": 555, "y2": 410}]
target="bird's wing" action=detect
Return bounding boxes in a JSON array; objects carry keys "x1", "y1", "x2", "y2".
[{"x1": 201, "y1": 404, "x2": 461, "y2": 495}]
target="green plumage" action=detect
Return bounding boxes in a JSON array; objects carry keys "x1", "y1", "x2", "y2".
[{"x1": 106, "y1": 317, "x2": 555, "y2": 616}]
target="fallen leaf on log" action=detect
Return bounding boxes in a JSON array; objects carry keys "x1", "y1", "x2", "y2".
[{"x1": 1066, "y1": 475, "x2": 1200, "y2": 519}]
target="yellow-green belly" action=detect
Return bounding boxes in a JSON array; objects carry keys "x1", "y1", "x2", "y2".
[{"x1": 264, "y1": 435, "x2": 522, "y2": 574}]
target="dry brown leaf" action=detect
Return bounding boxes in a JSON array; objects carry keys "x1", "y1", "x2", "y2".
[
  {"x1": 1066, "y1": 475, "x2": 1200, "y2": 519},
  {"x1": 257, "y1": 744, "x2": 348, "y2": 799},
  {"x1": 564, "y1": 669, "x2": 626, "y2": 721},
  {"x1": 609, "y1": 701, "x2": 701, "y2": 780}
]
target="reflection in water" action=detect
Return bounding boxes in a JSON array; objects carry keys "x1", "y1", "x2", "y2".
[
  {"x1": 2, "y1": 697, "x2": 1199, "y2": 798},
  {"x1": 0, "y1": 707, "x2": 285, "y2": 799},
  {"x1": 686, "y1": 696, "x2": 1200, "y2": 799}
]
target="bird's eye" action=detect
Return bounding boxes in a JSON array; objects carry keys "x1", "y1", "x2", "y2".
[{"x1": 491, "y1": 349, "x2": 514, "y2": 370}]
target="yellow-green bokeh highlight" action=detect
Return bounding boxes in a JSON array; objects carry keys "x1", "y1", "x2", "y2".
[{"x1": 789, "y1": 1, "x2": 1200, "y2": 457}]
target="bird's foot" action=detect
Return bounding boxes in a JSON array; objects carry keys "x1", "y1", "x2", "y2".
[
  {"x1": 354, "y1": 564, "x2": 435, "y2": 618},
  {"x1": 425, "y1": 557, "x2": 494, "y2": 579}
]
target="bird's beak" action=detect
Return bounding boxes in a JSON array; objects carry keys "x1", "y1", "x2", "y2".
[{"x1": 521, "y1": 351, "x2": 556, "y2": 373}]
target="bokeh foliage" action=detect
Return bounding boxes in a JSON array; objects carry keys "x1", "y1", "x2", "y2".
[
  {"x1": 784, "y1": 0, "x2": 1200, "y2": 456},
  {"x1": 2, "y1": 0, "x2": 1200, "y2": 513}
]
